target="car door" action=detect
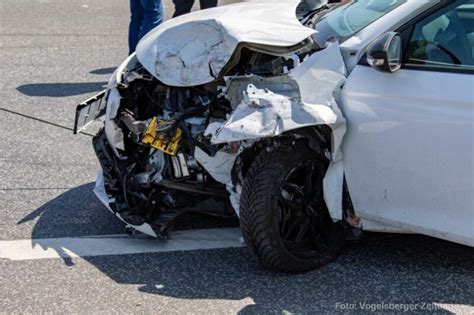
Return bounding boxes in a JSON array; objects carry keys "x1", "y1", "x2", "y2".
[{"x1": 340, "y1": 0, "x2": 474, "y2": 246}]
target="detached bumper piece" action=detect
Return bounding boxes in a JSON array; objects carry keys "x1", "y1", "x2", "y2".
[{"x1": 74, "y1": 90, "x2": 107, "y2": 134}]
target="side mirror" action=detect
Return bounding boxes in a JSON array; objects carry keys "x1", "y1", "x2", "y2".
[{"x1": 366, "y1": 32, "x2": 402, "y2": 73}]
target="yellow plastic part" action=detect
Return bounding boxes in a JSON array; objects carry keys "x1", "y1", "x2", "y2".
[{"x1": 141, "y1": 117, "x2": 182, "y2": 155}]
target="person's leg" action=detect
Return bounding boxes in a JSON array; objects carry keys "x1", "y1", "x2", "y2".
[
  {"x1": 139, "y1": 0, "x2": 164, "y2": 39},
  {"x1": 128, "y1": 0, "x2": 143, "y2": 54},
  {"x1": 172, "y1": 0, "x2": 195, "y2": 18},
  {"x1": 199, "y1": 0, "x2": 217, "y2": 10}
]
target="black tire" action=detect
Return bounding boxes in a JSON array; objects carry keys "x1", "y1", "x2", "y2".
[{"x1": 240, "y1": 141, "x2": 345, "y2": 273}]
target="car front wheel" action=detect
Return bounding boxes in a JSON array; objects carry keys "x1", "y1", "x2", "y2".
[{"x1": 240, "y1": 141, "x2": 345, "y2": 273}]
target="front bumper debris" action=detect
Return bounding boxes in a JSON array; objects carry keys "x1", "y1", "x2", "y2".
[{"x1": 74, "y1": 90, "x2": 107, "y2": 134}]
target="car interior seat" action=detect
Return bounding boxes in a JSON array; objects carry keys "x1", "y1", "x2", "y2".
[{"x1": 433, "y1": 10, "x2": 473, "y2": 65}]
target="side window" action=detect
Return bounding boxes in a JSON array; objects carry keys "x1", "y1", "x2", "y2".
[{"x1": 405, "y1": 0, "x2": 474, "y2": 71}]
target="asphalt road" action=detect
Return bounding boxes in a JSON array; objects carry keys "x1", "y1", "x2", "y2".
[{"x1": 0, "y1": 0, "x2": 473, "y2": 314}]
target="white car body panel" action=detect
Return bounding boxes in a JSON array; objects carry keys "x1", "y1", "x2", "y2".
[
  {"x1": 212, "y1": 43, "x2": 346, "y2": 146},
  {"x1": 92, "y1": 0, "x2": 473, "y2": 247},
  {"x1": 341, "y1": 66, "x2": 474, "y2": 246},
  {"x1": 136, "y1": 0, "x2": 315, "y2": 86},
  {"x1": 209, "y1": 42, "x2": 347, "y2": 220}
]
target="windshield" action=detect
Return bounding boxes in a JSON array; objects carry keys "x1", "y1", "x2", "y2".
[{"x1": 313, "y1": 0, "x2": 407, "y2": 45}]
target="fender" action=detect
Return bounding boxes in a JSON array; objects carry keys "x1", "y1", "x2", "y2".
[{"x1": 205, "y1": 43, "x2": 348, "y2": 221}]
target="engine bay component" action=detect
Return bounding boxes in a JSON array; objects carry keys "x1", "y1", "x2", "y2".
[
  {"x1": 141, "y1": 118, "x2": 183, "y2": 155},
  {"x1": 170, "y1": 153, "x2": 190, "y2": 178}
]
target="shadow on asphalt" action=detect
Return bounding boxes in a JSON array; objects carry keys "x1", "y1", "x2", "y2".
[
  {"x1": 16, "y1": 82, "x2": 107, "y2": 97},
  {"x1": 18, "y1": 183, "x2": 238, "y2": 263},
  {"x1": 90, "y1": 67, "x2": 116, "y2": 75},
  {"x1": 16, "y1": 183, "x2": 124, "y2": 265},
  {"x1": 20, "y1": 184, "x2": 474, "y2": 313},
  {"x1": 16, "y1": 67, "x2": 114, "y2": 97}
]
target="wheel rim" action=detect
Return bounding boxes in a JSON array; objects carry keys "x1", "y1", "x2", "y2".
[{"x1": 277, "y1": 159, "x2": 331, "y2": 259}]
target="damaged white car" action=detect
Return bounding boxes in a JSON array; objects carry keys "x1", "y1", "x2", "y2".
[{"x1": 74, "y1": 0, "x2": 474, "y2": 273}]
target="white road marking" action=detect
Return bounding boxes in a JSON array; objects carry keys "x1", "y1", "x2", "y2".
[{"x1": 0, "y1": 228, "x2": 244, "y2": 261}]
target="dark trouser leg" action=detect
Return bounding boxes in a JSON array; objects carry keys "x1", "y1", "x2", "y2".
[
  {"x1": 128, "y1": 0, "x2": 143, "y2": 54},
  {"x1": 172, "y1": 0, "x2": 195, "y2": 17},
  {"x1": 199, "y1": 0, "x2": 217, "y2": 10},
  {"x1": 139, "y1": 0, "x2": 164, "y2": 39}
]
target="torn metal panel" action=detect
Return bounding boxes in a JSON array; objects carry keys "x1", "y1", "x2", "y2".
[
  {"x1": 212, "y1": 42, "x2": 346, "y2": 146},
  {"x1": 227, "y1": 182, "x2": 242, "y2": 217},
  {"x1": 94, "y1": 171, "x2": 158, "y2": 238},
  {"x1": 290, "y1": 42, "x2": 347, "y2": 159},
  {"x1": 212, "y1": 84, "x2": 338, "y2": 144},
  {"x1": 144, "y1": 20, "x2": 236, "y2": 87},
  {"x1": 291, "y1": 42, "x2": 347, "y2": 221},
  {"x1": 212, "y1": 43, "x2": 348, "y2": 220},
  {"x1": 323, "y1": 160, "x2": 344, "y2": 220},
  {"x1": 136, "y1": 1, "x2": 316, "y2": 86},
  {"x1": 107, "y1": 53, "x2": 138, "y2": 89},
  {"x1": 194, "y1": 147, "x2": 237, "y2": 184},
  {"x1": 225, "y1": 75, "x2": 301, "y2": 108},
  {"x1": 104, "y1": 88, "x2": 125, "y2": 156},
  {"x1": 105, "y1": 88, "x2": 121, "y2": 120}
]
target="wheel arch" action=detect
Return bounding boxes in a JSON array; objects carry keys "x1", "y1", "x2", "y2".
[
  {"x1": 230, "y1": 124, "x2": 362, "y2": 234},
  {"x1": 231, "y1": 125, "x2": 333, "y2": 188}
]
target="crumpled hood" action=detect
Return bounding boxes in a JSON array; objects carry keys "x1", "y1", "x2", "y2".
[{"x1": 136, "y1": 0, "x2": 316, "y2": 87}]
